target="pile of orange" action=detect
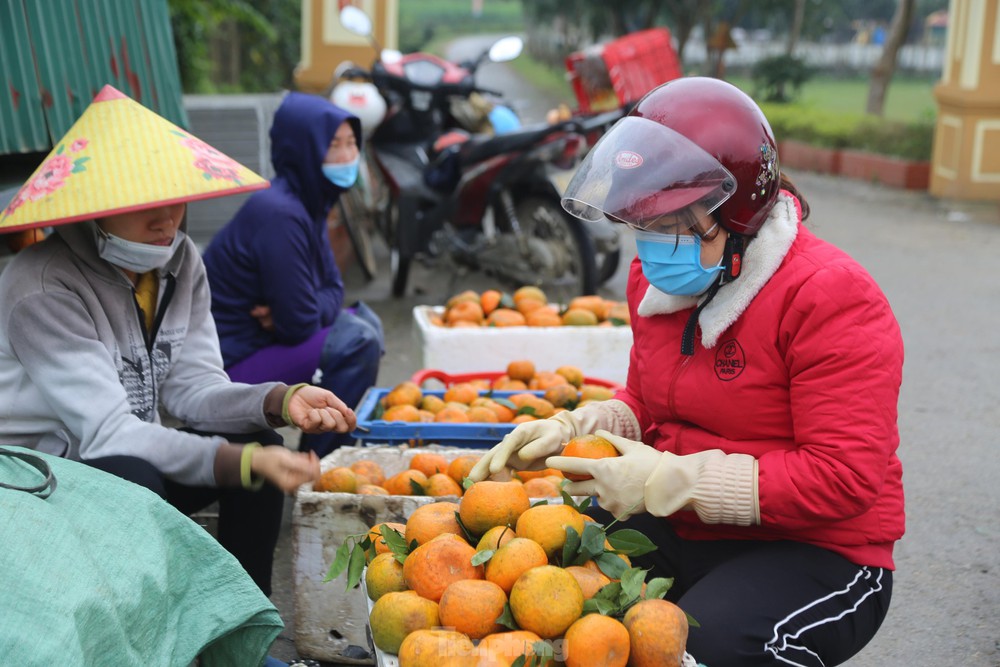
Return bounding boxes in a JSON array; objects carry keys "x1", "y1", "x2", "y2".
[
  {"x1": 363, "y1": 480, "x2": 690, "y2": 666},
  {"x1": 377, "y1": 362, "x2": 617, "y2": 427},
  {"x1": 430, "y1": 286, "x2": 631, "y2": 328}
]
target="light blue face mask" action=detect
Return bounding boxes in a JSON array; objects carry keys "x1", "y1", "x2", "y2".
[
  {"x1": 322, "y1": 157, "x2": 359, "y2": 188},
  {"x1": 634, "y1": 229, "x2": 724, "y2": 296}
]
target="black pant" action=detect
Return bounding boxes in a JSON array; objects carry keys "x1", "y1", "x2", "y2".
[
  {"x1": 588, "y1": 507, "x2": 892, "y2": 667},
  {"x1": 83, "y1": 429, "x2": 285, "y2": 596}
]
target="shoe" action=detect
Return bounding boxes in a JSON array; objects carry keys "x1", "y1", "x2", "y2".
[{"x1": 287, "y1": 661, "x2": 321, "y2": 667}]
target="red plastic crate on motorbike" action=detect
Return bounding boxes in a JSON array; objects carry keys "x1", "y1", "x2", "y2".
[{"x1": 566, "y1": 28, "x2": 682, "y2": 113}]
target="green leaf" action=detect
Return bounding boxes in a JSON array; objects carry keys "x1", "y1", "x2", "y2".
[
  {"x1": 686, "y1": 612, "x2": 700, "y2": 628},
  {"x1": 471, "y1": 549, "x2": 495, "y2": 566},
  {"x1": 379, "y1": 525, "x2": 410, "y2": 560},
  {"x1": 454, "y1": 510, "x2": 477, "y2": 543},
  {"x1": 518, "y1": 406, "x2": 538, "y2": 416},
  {"x1": 594, "y1": 551, "x2": 628, "y2": 580},
  {"x1": 408, "y1": 478, "x2": 427, "y2": 496},
  {"x1": 619, "y1": 567, "x2": 646, "y2": 600},
  {"x1": 531, "y1": 640, "x2": 555, "y2": 664},
  {"x1": 511, "y1": 657, "x2": 527, "y2": 667},
  {"x1": 644, "y1": 577, "x2": 674, "y2": 600},
  {"x1": 606, "y1": 528, "x2": 657, "y2": 557},
  {"x1": 345, "y1": 542, "x2": 366, "y2": 590},
  {"x1": 462, "y1": 476, "x2": 475, "y2": 490},
  {"x1": 579, "y1": 522, "x2": 607, "y2": 560},
  {"x1": 583, "y1": 596, "x2": 618, "y2": 616},
  {"x1": 494, "y1": 397, "x2": 517, "y2": 410},
  {"x1": 609, "y1": 317, "x2": 628, "y2": 326},
  {"x1": 560, "y1": 525, "x2": 582, "y2": 566},
  {"x1": 497, "y1": 602, "x2": 519, "y2": 630},
  {"x1": 323, "y1": 541, "x2": 352, "y2": 582}
]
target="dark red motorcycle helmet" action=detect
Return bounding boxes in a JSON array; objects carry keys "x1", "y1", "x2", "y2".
[{"x1": 562, "y1": 77, "x2": 780, "y2": 237}]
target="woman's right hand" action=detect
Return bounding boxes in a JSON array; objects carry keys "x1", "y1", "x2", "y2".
[
  {"x1": 252, "y1": 446, "x2": 320, "y2": 494},
  {"x1": 468, "y1": 414, "x2": 576, "y2": 482}
]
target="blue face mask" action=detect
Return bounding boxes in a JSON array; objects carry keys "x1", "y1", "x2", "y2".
[
  {"x1": 635, "y1": 229, "x2": 724, "y2": 296},
  {"x1": 322, "y1": 157, "x2": 359, "y2": 188}
]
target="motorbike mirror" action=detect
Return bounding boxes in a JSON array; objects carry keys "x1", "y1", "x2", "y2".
[
  {"x1": 339, "y1": 6, "x2": 372, "y2": 36},
  {"x1": 488, "y1": 36, "x2": 523, "y2": 63},
  {"x1": 380, "y1": 49, "x2": 403, "y2": 64}
]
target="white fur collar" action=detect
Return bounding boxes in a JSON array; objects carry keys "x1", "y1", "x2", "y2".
[{"x1": 636, "y1": 192, "x2": 800, "y2": 349}]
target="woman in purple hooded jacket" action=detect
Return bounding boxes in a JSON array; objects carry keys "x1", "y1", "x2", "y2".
[{"x1": 204, "y1": 93, "x2": 384, "y2": 457}]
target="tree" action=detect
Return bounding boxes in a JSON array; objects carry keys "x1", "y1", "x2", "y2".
[{"x1": 866, "y1": 0, "x2": 917, "y2": 115}]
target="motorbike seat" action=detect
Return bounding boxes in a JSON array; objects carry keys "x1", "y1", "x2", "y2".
[{"x1": 456, "y1": 121, "x2": 566, "y2": 166}]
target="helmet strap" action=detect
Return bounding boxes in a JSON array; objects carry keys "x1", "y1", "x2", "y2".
[{"x1": 679, "y1": 233, "x2": 747, "y2": 356}]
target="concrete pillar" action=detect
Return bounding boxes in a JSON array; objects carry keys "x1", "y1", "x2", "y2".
[
  {"x1": 293, "y1": 0, "x2": 399, "y2": 95},
  {"x1": 930, "y1": 0, "x2": 1000, "y2": 200}
]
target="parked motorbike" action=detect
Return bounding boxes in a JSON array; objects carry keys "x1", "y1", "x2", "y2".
[{"x1": 333, "y1": 6, "x2": 621, "y2": 298}]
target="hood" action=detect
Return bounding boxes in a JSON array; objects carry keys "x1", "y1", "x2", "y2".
[{"x1": 269, "y1": 92, "x2": 362, "y2": 223}]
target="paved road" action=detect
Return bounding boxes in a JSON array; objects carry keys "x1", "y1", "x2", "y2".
[{"x1": 268, "y1": 44, "x2": 1000, "y2": 665}]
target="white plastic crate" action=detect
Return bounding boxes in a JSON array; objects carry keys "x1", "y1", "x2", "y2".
[
  {"x1": 412, "y1": 306, "x2": 633, "y2": 385},
  {"x1": 292, "y1": 444, "x2": 486, "y2": 664}
]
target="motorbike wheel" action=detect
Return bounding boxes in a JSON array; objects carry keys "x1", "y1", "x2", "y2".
[
  {"x1": 514, "y1": 196, "x2": 598, "y2": 299},
  {"x1": 391, "y1": 249, "x2": 411, "y2": 298},
  {"x1": 338, "y1": 189, "x2": 378, "y2": 281}
]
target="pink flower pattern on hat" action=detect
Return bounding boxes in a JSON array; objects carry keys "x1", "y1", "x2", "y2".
[
  {"x1": 176, "y1": 132, "x2": 244, "y2": 184},
  {"x1": 5, "y1": 139, "x2": 90, "y2": 215}
]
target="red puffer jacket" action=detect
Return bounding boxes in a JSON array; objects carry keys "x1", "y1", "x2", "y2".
[{"x1": 616, "y1": 193, "x2": 904, "y2": 569}]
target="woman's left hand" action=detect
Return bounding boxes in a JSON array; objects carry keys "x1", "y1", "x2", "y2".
[{"x1": 286, "y1": 385, "x2": 357, "y2": 434}]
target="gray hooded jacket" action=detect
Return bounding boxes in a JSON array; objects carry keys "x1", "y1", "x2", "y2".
[{"x1": 0, "y1": 222, "x2": 281, "y2": 486}]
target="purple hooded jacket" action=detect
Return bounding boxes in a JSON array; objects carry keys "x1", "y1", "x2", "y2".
[{"x1": 203, "y1": 93, "x2": 361, "y2": 367}]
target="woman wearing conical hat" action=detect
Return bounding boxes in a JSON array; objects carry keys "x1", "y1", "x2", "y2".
[{"x1": 0, "y1": 86, "x2": 354, "y2": 596}]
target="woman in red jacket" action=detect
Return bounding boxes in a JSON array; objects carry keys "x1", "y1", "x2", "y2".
[{"x1": 470, "y1": 78, "x2": 904, "y2": 667}]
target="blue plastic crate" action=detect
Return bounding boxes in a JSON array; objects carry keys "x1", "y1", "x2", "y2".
[{"x1": 351, "y1": 386, "x2": 543, "y2": 447}]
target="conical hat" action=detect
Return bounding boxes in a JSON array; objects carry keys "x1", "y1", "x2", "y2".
[{"x1": 0, "y1": 85, "x2": 268, "y2": 234}]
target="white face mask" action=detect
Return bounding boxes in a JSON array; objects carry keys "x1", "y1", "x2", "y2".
[{"x1": 97, "y1": 228, "x2": 185, "y2": 273}]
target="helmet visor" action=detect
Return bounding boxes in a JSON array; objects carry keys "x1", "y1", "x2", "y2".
[{"x1": 561, "y1": 116, "x2": 736, "y2": 230}]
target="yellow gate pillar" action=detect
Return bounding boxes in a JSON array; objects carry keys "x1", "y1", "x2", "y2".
[
  {"x1": 293, "y1": 0, "x2": 399, "y2": 95},
  {"x1": 930, "y1": 0, "x2": 1000, "y2": 200}
]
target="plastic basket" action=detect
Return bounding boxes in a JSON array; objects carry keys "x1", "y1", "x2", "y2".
[
  {"x1": 409, "y1": 368, "x2": 624, "y2": 391},
  {"x1": 352, "y1": 387, "x2": 536, "y2": 447}
]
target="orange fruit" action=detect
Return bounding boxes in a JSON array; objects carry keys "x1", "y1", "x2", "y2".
[
  {"x1": 446, "y1": 289, "x2": 480, "y2": 309},
  {"x1": 444, "y1": 382, "x2": 480, "y2": 405},
  {"x1": 564, "y1": 565, "x2": 612, "y2": 599},
  {"x1": 383, "y1": 404, "x2": 421, "y2": 422},
  {"x1": 516, "y1": 395, "x2": 556, "y2": 419},
  {"x1": 357, "y1": 484, "x2": 389, "y2": 495},
  {"x1": 384, "y1": 469, "x2": 429, "y2": 496},
  {"x1": 607, "y1": 301, "x2": 631, "y2": 324},
  {"x1": 446, "y1": 300, "x2": 485, "y2": 326},
  {"x1": 314, "y1": 466, "x2": 358, "y2": 493},
  {"x1": 368, "y1": 590, "x2": 440, "y2": 654},
  {"x1": 561, "y1": 308, "x2": 599, "y2": 326},
  {"x1": 511, "y1": 414, "x2": 537, "y2": 424},
  {"x1": 365, "y1": 551, "x2": 407, "y2": 601},
  {"x1": 403, "y1": 533, "x2": 483, "y2": 602},
  {"x1": 487, "y1": 308, "x2": 527, "y2": 327},
  {"x1": 509, "y1": 564, "x2": 584, "y2": 639},
  {"x1": 506, "y1": 359, "x2": 536, "y2": 383},
  {"x1": 438, "y1": 578, "x2": 508, "y2": 640},
  {"x1": 484, "y1": 537, "x2": 549, "y2": 594},
  {"x1": 350, "y1": 459, "x2": 386, "y2": 486},
  {"x1": 480, "y1": 289, "x2": 503, "y2": 315},
  {"x1": 410, "y1": 452, "x2": 450, "y2": 477},
  {"x1": 543, "y1": 383, "x2": 579, "y2": 409},
  {"x1": 560, "y1": 434, "x2": 621, "y2": 481},
  {"x1": 418, "y1": 409, "x2": 436, "y2": 422},
  {"x1": 513, "y1": 285, "x2": 547, "y2": 306},
  {"x1": 622, "y1": 598, "x2": 689, "y2": 667},
  {"x1": 513, "y1": 468, "x2": 556, "y2": 482},
  {"x1": 367, "y1": 521, "x2": 406, "y2": 559},
  {"x1": 515, "y1": 503, "x2": 586, "y2": 559},
  {"x1": 529, "y1": 371, "x2": 569, "y2": 391},
  {"x1": 458, "y1": 480, "x2": 531, "y2": 536},
  {"x1": 384, "y1": 381, "x2": 423, "y2": 407},
  {"x1": 435, "y1": 406, "x2": 471, "y2": 423},
  {"x1": 475, "y1": 524, "x2": 517, "y2": 553},
  {"x1": 525, "y1": 306, "x2": 563, "y2": 327},
  {"x1": 522, "y1": 477, "x2": 560, "y2": 498},
  {"x1": 568, "y1": 295, "x2": 611, "y2": 321},
  {"x1": 555, "y1": 365, "x2": 585, "y2": 388},
  {"x1": 424, "y1": 472, "x2": 464, "y2": 497},
  {"x1": 481, "y1": 399, "x2": 515, "y2": 423},
  {"x1": 477, "y1": 630, "x2": 546, "y2": 666},
  {"x1": 466, "y1": 405, "x2": 500, "y2": 423},
  {"x1": 580, "y1": 384, "x2": 615, "y2": 402},
  {"x1": 447, "y1": 454, "x2": 481, "y2": 485},
  {"x1": 492, "y1": 377, "x2": 528, "y2": 391},
  {"x1": 563, "y1": 613, "x2": 630, "y2": 667},
  {"x1": 397, "y1": 628, "x2": 476, "y2": 667},
  {"x1": 405, "y1": 501, "x2": 462, "y2": 546},
  {"x1": 420, "y1": 394, "x2": 447, "y2": 414}
]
